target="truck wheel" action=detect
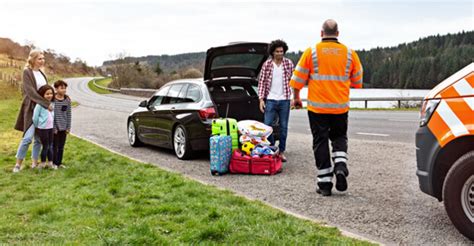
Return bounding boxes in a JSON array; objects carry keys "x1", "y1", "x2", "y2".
[{"x1": 443, "y1": 150, "x2": 474, "y2": 240}]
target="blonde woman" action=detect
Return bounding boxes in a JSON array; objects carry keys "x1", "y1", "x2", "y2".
[{"x1": 13, "y1": 50, "x2": 53, "y2": 172}]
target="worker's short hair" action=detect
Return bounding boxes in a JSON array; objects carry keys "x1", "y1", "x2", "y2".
[
  {"x1": 268, "y1": 39, "x2": 288, "y2": 56},
  {"x1": 322, "y1": 20, "x2": 338, "y2": 36},
  {"x1": 54, "y1": 80, "x2": 68, "y2": 88}
]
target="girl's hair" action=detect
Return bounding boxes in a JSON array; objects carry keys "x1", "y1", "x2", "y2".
[
  {"x1": 37, "y1": 84, "x2": 55, "y2": 100},
  {"x1": 25, "y1": 49, "x2": 44, "y2": 69}
]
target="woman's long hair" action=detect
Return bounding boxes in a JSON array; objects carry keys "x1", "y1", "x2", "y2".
[{"x1": 24, "y1": 49, "x2": 44, "y2": 70}]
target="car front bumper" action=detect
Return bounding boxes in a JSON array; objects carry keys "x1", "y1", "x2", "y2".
[{"x1": 415, "y1": 125, "x2": 441, "y2": 198}]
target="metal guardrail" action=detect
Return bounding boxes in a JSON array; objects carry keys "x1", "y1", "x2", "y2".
[{"x1": 91, "y1": 78, "x2": 424, "y2": 109}]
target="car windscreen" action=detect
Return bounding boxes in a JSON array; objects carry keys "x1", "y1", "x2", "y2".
[{"x1": 211, "y1": 53, "x2": 265, "y2": 70}]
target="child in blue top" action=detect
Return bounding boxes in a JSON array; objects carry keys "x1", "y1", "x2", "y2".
[{"x1": 32, "y1": 85, "x2": 55, "y2": 169}]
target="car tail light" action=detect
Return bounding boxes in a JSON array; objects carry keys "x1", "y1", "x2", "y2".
[{"x1": 199, "y1": 107, "x2": 217, "y2": 119}]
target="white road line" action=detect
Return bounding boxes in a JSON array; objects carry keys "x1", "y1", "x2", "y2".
[{"x1": 356, "y1": 132, "x2": 390, "y2": 137}]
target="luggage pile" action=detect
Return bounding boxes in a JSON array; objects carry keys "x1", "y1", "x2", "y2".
[{"x1": 210, "y1": 118, "x2": 282, "y2": 176}]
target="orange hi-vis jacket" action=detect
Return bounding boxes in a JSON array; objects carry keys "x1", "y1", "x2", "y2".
[{"x1": 290, "y1": 38, "x2": 363, "y2": 114}]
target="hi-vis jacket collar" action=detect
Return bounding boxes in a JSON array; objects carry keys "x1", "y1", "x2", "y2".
[{"x1": 322, "y1": 38, "x2": 339, "y2": 43}]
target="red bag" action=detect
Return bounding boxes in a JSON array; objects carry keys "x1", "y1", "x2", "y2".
[
  {"x1": 251, "y1": 155, "x2": 282, "y2": 175},
  {"x1": 230, "y1": 150, "x2": 282, "y2": 175},
  {"x1": 229, "y1": 150, "x2": 251, "y2": 174}
]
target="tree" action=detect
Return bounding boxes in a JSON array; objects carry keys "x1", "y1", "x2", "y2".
[{"x1": 155, "y1": 62, "x2": 163, "y2": 75}]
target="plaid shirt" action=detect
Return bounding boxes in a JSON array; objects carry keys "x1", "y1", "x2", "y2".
[{"x1": 258, "y1": 57, "x2": 294, "y2": 100}]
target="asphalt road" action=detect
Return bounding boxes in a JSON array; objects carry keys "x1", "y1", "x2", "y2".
[{"x1": 66, "y1": 77, "x2": 471, "y2": 244}]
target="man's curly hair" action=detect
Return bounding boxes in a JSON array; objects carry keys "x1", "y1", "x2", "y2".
[{"x1": 268, "y1": 39, "x2": 288, "y2": 57}]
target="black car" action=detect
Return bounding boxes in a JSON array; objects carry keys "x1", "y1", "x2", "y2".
[{"x1": 127, "y1": 42, "x2": 279, "y2": 159}]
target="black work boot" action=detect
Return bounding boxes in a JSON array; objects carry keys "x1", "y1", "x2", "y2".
[
  {"x1": 334, "y1": 163, "x2": 349, "y2": 192},
  {"x1": 316, "y1": 182, "x2": 333, "y2": 196}
]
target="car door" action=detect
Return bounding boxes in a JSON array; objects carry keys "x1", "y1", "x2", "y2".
[
  {"x1": 138, "y1": 85, "x2": 170, "y2": 145},
  {"x1": 152, "y1": 83, "x2": 185, "y2": 147}
]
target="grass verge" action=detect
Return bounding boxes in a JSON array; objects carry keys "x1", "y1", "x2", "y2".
[
  {"x1": 0, "y1": 82, "x2": 372, "y2": 245},
  {"x1": 87, "y1": 78, "x2": 113, "y2": 94}
]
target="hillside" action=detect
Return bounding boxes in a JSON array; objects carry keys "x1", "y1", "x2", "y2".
[
  {"x1": 0, "y1": 37, "x2": 98, "y2": 87},
  {"x1": 103, "y1": 31, "x2": 473, "y2": 89}
]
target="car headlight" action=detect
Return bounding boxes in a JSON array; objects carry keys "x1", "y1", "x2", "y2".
[{"x1": 419, "y1": 99, "x2": 440, "y2": 127}]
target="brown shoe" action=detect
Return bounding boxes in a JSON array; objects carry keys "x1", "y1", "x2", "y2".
[{"x1": 280, "y1": 153, "x2": 287, "y2": 162}]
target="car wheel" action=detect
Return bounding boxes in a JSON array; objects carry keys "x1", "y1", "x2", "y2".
[
  {"x1": 128, "y1": 120, "x2": 143, "y2": 147},
  {"x1": 443, "y1": 150, "x2": 474, "y2": 240},
  {"x1": 173, "y1": 125, "x2": 194, "y2": 160}
]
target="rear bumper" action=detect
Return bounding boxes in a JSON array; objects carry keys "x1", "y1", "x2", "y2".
[
  {"x1": 189, "y1": 121, "x2": 212, "y2": 151},
  {"x1": 415, "y1": 125, "x2": 441, "y2": 198}
]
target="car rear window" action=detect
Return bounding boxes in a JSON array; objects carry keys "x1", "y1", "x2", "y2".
[{"x1": 212, "y1": 54, "x2": 265, "y2": 70}]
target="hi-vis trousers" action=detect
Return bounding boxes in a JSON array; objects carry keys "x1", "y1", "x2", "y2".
[{"x1": 308, "y1": 111, "x2": 349, "y2": 190}]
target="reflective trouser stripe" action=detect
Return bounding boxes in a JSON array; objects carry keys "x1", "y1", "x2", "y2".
[
  {"x1": 332, "y1": 151, "x2": 348, "y2": 158},
  {"x1": 334, "y1": 158, "x2": 347, "y2": 163},
  {"x1": 318, "y1": 167, "x2": 333, "y2": 175},
  {"x1": 317, "y1": 176, "x2": 332, "y2": 183}
]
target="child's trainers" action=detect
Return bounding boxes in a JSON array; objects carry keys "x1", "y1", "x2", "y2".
[
  {"x1": 12, "y1": 165, "x2": 21, "y2": 173},
  {"x1": 52, "y1": 164, "x2": 59, "y2": 170},
  {"x1": 31, "y1": 163, "x2": 37, "y2": 169}
]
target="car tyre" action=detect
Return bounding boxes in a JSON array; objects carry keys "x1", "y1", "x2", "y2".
[
  {"x1": 173, "y1": 125, "x2": 194, "y2": 160},
  {"x1": 443, "y1": 150, "x2": 474, "y2": 240},
  {"x1": 128, "y1": 120, "x2": 143, "y2": 147}
]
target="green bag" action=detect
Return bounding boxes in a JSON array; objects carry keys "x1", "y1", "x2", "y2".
[{"x1": 212, "y1": 118, "x2": 239, "y2": 150}]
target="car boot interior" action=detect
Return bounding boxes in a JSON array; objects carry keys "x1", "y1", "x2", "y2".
[{"x1": 207, "y1": 79, "x2": 263, "y2": 122}]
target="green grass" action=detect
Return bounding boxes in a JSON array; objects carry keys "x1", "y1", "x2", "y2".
[
  {"x1": 88, "y1": 78, "x2": 113, "y2": 94},
  {"x1": 0, "y1": 82, "x2": 373, "y2": 245}
]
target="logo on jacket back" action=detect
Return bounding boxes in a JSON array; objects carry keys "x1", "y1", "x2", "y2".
[{"x1": 322, "y1": 48, "x2": 342, "y2": 56}]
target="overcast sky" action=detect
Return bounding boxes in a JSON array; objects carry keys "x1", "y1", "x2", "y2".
[{"x1": 1, "y1": 0, "x2": 472, "y2": 66}]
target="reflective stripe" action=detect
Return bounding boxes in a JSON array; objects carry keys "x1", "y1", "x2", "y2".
[
  {"x1": 308, "y1": 100, "x2": 350, "y2": 109},
  {"x1": 453, "y1": 78, "x2": 474, "y2": 111},
  {"x1": 295, "y1": 65, "x2": 309, "y2": 74},
  {"x1": 345, "y1": 49, "x2": 352, "y2": 76},
  {"x1": 436, "y1": 100, "x2": 469, "y2": 137},
  {"x1": 318, "y1": 167, "x2": 333, "y2": 175},
  {"x1": 332, "y1": 151, "x2": 348, "y2": 158},
  {"x1": 311, "y1": 47, "x2": 318, "y2": 73},
  {"x1": 351, "y1": 70, "x2": 362, "y2": 79},
  {"x1": 352, "y1": 78, "x2": 363, "y2": 85},
  {"x1": 334, "y1": 158, "x2": 347, "y2": 163},
  {"x1": 291, "y1": 75, "x2": 306, "y2": 85},
  {"x1": 310, "y1": 74, "x2": 349, "y2": 82},
  {"x1": 317, "y1": 176, "x2": 332, "y2": 183}
]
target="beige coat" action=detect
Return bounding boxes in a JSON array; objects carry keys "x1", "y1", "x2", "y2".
[{"x1": 14, "y1": 68, "x2": 51, "y2": 132}]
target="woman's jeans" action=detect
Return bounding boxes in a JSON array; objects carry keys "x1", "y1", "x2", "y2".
[
  {"x1": 15, "y1": 124, "x2": 41, "y2": 161},
  {"x1": 264, "y1": 99, "x2": 290, "y2": 153}
]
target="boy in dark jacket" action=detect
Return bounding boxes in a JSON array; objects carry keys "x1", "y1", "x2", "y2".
[{"x1": 52, "y1": 80, "x2": 72, "y2": 169}]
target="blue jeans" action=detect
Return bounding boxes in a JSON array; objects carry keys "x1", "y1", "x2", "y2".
[
  {"x1": 264, "y1": 99, "x2": 290, "y2": 152},
  {"x1": 15, "y1": 124, "x2": 41, "y2": 160}
]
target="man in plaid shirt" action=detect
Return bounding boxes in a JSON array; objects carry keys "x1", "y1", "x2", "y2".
[{"x1": 258, "y1": 39, "x2": 295, "y2": 162}]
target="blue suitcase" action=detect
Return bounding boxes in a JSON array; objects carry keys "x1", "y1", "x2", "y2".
[{"x1": 210, "y1": 135, "x2": 232, "y2": 175}]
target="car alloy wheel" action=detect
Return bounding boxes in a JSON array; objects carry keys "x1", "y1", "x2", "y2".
[
  {"x1": 461, "y1": 175, "x2": 474, "y2": 223},
  {"x1": 128, "y1": 121, "x2": 136, "y2": 145},
  {"x1": 174, "y1": 126, "x2": 187, "y2": 158}
]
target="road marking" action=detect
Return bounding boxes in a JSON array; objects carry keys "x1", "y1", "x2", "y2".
[{"x1": 356, "y1": 132, "x2": 390, "y2": 137}]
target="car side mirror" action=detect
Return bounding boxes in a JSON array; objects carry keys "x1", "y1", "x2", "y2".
[{"x1": 139, "y1": 100, "x2": 148, "y2": 108}]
